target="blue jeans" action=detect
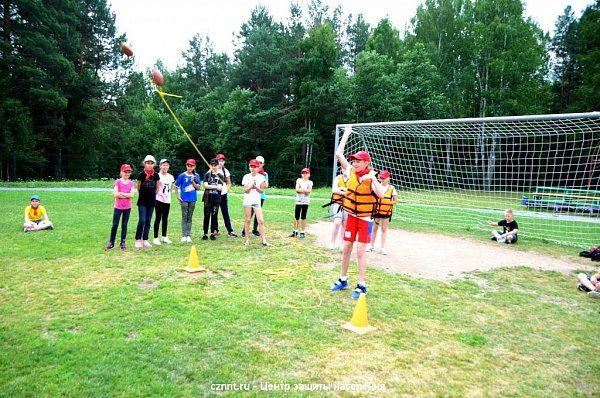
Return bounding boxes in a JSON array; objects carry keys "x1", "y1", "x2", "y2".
[
  {"x1": 135, "y1": 205, "x2": 155, "y2": 240},
  {"x1": 109, "y1": 208, "x2": 131, "y2": 243}
]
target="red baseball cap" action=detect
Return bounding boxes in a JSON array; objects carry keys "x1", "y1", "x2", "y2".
[
  {"x1": 215, "y1": 153, "x2": 226, "y2": 160},
  {"x1": 349, "y1": 150, "x2": 371, "y2": 163},
  {"x1": 120, "y1": 164, "x2": 132, "y2": 172},
  {"x1": 249, "y1": 159, "x2": 261, "y2": 167},
  {"x1": 186, "y1": 159, "x2": 196, "y2": 166},
  {"x1": 379, "y1": 170, "x2": 391, "y2": 179},
  {"x1": 301, "y1": 168, "x2": 310, "y2": 174}
]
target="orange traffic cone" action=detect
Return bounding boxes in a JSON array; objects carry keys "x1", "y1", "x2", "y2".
[
  {"x1": 184, "y1": 245, "x2": 205, "y2": 273},
  {"x1": 342, "y1": 293, "x2": 376, "y2": 334}
]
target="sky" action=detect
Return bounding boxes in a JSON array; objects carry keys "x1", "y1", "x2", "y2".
[{"x1": 108, "y1": 0, "x2": 594, "y2": 71}]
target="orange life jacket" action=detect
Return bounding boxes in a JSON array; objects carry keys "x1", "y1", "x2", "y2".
[
  {"x1": 342, "y1": 169, "x2": 378, "y2": 218},
  {"x1": 331, "y1": 175, "x2": 348, "y2": 205},
  {"x1": 375, "y1": 185, "x2": 395, "y2": 218}
]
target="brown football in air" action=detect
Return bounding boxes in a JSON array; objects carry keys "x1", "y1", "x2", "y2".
[
  {"x1": 120, "y1": 42, "x2": 133, "y2": 57},
  {"x1": 152, "y1": 69, "x2": 164, "y2": 86}
]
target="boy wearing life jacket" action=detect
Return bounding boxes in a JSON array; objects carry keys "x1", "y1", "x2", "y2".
[
  {"x1": 330, "y1": 126, "x2": 386, "y2": 299},
  {"x1": 368, "y1": 170, "x2": 397, "y2": 255}
]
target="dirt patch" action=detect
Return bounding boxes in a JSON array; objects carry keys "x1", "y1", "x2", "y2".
[{"x1": 308, "y1": 221, "x2": 593, "y2": 281}]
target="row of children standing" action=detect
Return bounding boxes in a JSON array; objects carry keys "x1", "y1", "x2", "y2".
[{"x1": 105, "y1": 154, "x2": 271, "y2": 250}]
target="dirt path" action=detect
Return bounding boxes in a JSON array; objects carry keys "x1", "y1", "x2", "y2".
[{"x1": 308, "y1": 221, "x2": 594, "y2": 281}]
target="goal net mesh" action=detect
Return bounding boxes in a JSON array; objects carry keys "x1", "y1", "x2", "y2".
[{"x1": 337, "y1": 113, "x2": 600, "y2": 248}]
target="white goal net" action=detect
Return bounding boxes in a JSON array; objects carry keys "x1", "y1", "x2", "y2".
[{"x1": 335, "y1": 112, "x2": 600, "y2": 248}]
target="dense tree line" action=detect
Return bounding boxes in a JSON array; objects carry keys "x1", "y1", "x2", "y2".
[{"x1": 0, "y1": 0, "x2": 598, "y2": 185}]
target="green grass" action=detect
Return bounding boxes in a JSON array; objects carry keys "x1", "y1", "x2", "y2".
[{"x1": 1, "y1": 187, "x2": 599, "y2": 397}]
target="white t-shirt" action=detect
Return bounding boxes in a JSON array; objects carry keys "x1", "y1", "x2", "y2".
[
  {"x1": 295, "y1": 179, "x2": 313, "y2": 204},
  {"x1": 156, "y1": 173, "x2": 175, "y2": 204},
  {"x1": 217, "y1": 166, "x2": 231, "y2": 195},
  {"x1": 242, "y1": 173, "x2": 266, "y2": 206}
]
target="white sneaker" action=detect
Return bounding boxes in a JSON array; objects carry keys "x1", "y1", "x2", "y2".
[
  {"x1": 328, "y1": 243, "x2": 336, "y2": 250},
  {"x1": 380, "y1": 248, "x2": 388, "y2": 255},
  {"x1": 142, "y1": 240, "x2": 152, "y2": 248},
  {"x1": 186, "y1": 236, "x2": 192, "y2": 242},
  {"x1": 497, "y1": 237, "x2": 506, "y2": 244},
  {"x1": 366, "y1": 244, "x2": 373, "y2": 252},
  {"x1": 161, "y1": 236, "x2": 172, "y2": 244},
  {"x1": 152, "y1": 238, "x2": 161, "y2": 245},
  {"x1": 181, "y1": 237, "x2": 187, "y2": 243}
]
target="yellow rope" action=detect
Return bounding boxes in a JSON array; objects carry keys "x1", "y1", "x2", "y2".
[{"x1": 156, "y1": 84, "x2": 326, "y2": 308}]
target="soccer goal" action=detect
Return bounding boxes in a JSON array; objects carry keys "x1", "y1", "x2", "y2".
[{"x1": 334, "y1": 112, "x2": 600, "y2": 248}]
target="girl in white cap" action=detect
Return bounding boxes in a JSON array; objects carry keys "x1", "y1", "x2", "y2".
[{"x1": 134, "y1": 155, "x2": 160, "y2": 249}]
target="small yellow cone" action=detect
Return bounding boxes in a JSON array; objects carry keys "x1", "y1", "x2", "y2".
[
  {"x1": 342, "y1": 293, "x2": 376, "y2": 334},
  {"x1": 184, "y1": 245, "x2": 205, "y2": 273}
]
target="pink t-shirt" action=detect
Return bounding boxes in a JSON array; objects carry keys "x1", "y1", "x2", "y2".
[{"x1": 114, "y1": 179, "x2": 134, "y2": 210}]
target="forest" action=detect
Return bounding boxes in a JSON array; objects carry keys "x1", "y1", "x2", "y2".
[{"x1": 0, "y1": 0, "x2": 598, "y2": 186}]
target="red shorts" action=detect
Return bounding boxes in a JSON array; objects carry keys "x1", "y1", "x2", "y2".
[{"x1": 343, "y1": 215, "x2": 372, "y2": 243}]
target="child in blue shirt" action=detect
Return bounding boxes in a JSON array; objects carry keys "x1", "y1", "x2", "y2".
[{"x1": 174, "y1": 159, "x2": 201, "y2": 242}]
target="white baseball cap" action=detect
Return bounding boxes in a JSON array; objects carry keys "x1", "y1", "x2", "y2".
[
  {"x1": 143, "y1": 155, "x2": 156, "y2": 163},
  {"x1": 159, "y1": 158, "x2": 170, "y2": 165},
  {"x1": 255, "y1": 155, "x2": 265, "y2": 163}
]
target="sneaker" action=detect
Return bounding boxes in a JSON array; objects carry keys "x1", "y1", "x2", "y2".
[
  {"x1": 210, "y1": 234, "x2": 216, "y2": 241},
  {"x1": 241, "y1": 229, "x2": 245, "y2": 238},
  {"x1": 328, "y1": 243, "x2": 336, "y2": 250},
  {"x1": 491, "y1": 237, "x2": 497, "y2": 241},
  {"x1": 497, "y1": 237, "x2": 506, "y2": 244},
  {"x1": 243, "y1": 240, "x2": 250, "y2": 246},
  {"x1": 330, "y1": 278, "x2": 349, "y2": 291},
  {"x1": 186, "y1": 236, "x2": 192, "y2": 242},
  {"x1": 135, "y1": 240, "x2": 143, "y2": 249},
  {"x1": 262, "y1": 241, "x2": 273, "y2": 247},
  {"x1": 105, "y1": 242, "x2": 115, "y2": 251},
  {"x1": 252, "y1": 230, "x2": 261, "y2": 237},
  {"x1": 288, "y1": 231, "x2": 298, "y2": 238},
  {"x1": 379, "y1": 248, "x2": 388, "y2": 255},
  {"x1": 228, "y1": 231, "x2": 238, "y2": 237},
  {"x1": 120, "y1": 240, "x2": 126, "y2": 250},
  {"x1": 351, "y1": 284, "x2": 367, "y2": 299},
  {"x1": 588, "y1": 290, "x2": 600, "y2": 299},
  {"x1": 578, "y1": 283, "x2": 591, "y2": 292},
  {"x1": 161, "y1": 236, "x2": 172, "y2": 244},
  {"x1": 366, "y1": 244, "x2": 373, "y2": 252},
  {"x1": 299, "y1": 232, "x2": 305, "y2": 239},
  {"x1": 202, "y1": 235, "x2": 208, "y2": 241},
  {"x1": 152, "y1": 238, "x2": 161, "y2": 245},
  {"x1": 142, "y1": 240, "x2": 152, "y2": 248},
  {"x1": 181, "y1": 237, "x2": 187, "y2": 243}
]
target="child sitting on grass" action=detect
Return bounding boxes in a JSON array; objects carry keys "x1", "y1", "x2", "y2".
[
  {"x1": 487, "y1": 209, "x2": 518, "y2": 244},
  {"x1": 23, "y1": 194, "x2": 54, "y2": 232},
  {"x1": 577, "y1": 270, "x2": 600, "y2": 299}
]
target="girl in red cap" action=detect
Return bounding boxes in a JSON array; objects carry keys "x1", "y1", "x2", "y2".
[
  {"x1": 330, "y1": 126, "x2": 386, "y2": 299},
  {"x1": 369, "y1": 170, "x2": 397, "y2": 255},
  {"x1": 289, "y1": 168, "x2": 313, "y2": 239},
  {"x1": 105, "y1": 164, "x2": 134, "y2": 250}
]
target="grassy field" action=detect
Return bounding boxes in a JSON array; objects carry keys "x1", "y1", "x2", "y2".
[{"x1": 1, "y1": 187, "x2": 599, "y2": 397}]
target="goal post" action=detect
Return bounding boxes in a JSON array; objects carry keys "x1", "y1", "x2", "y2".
[{"x1": 334, "y1": 112, "x2": 600, "y2": 248}]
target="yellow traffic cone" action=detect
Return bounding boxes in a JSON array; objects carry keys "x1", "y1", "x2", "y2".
[
  {"x1": 184, "y1": 245, "x2": 205, "y2": 273},
  {"x1": 342, "y1": 293, "x2": 376, "y2": 334}
]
